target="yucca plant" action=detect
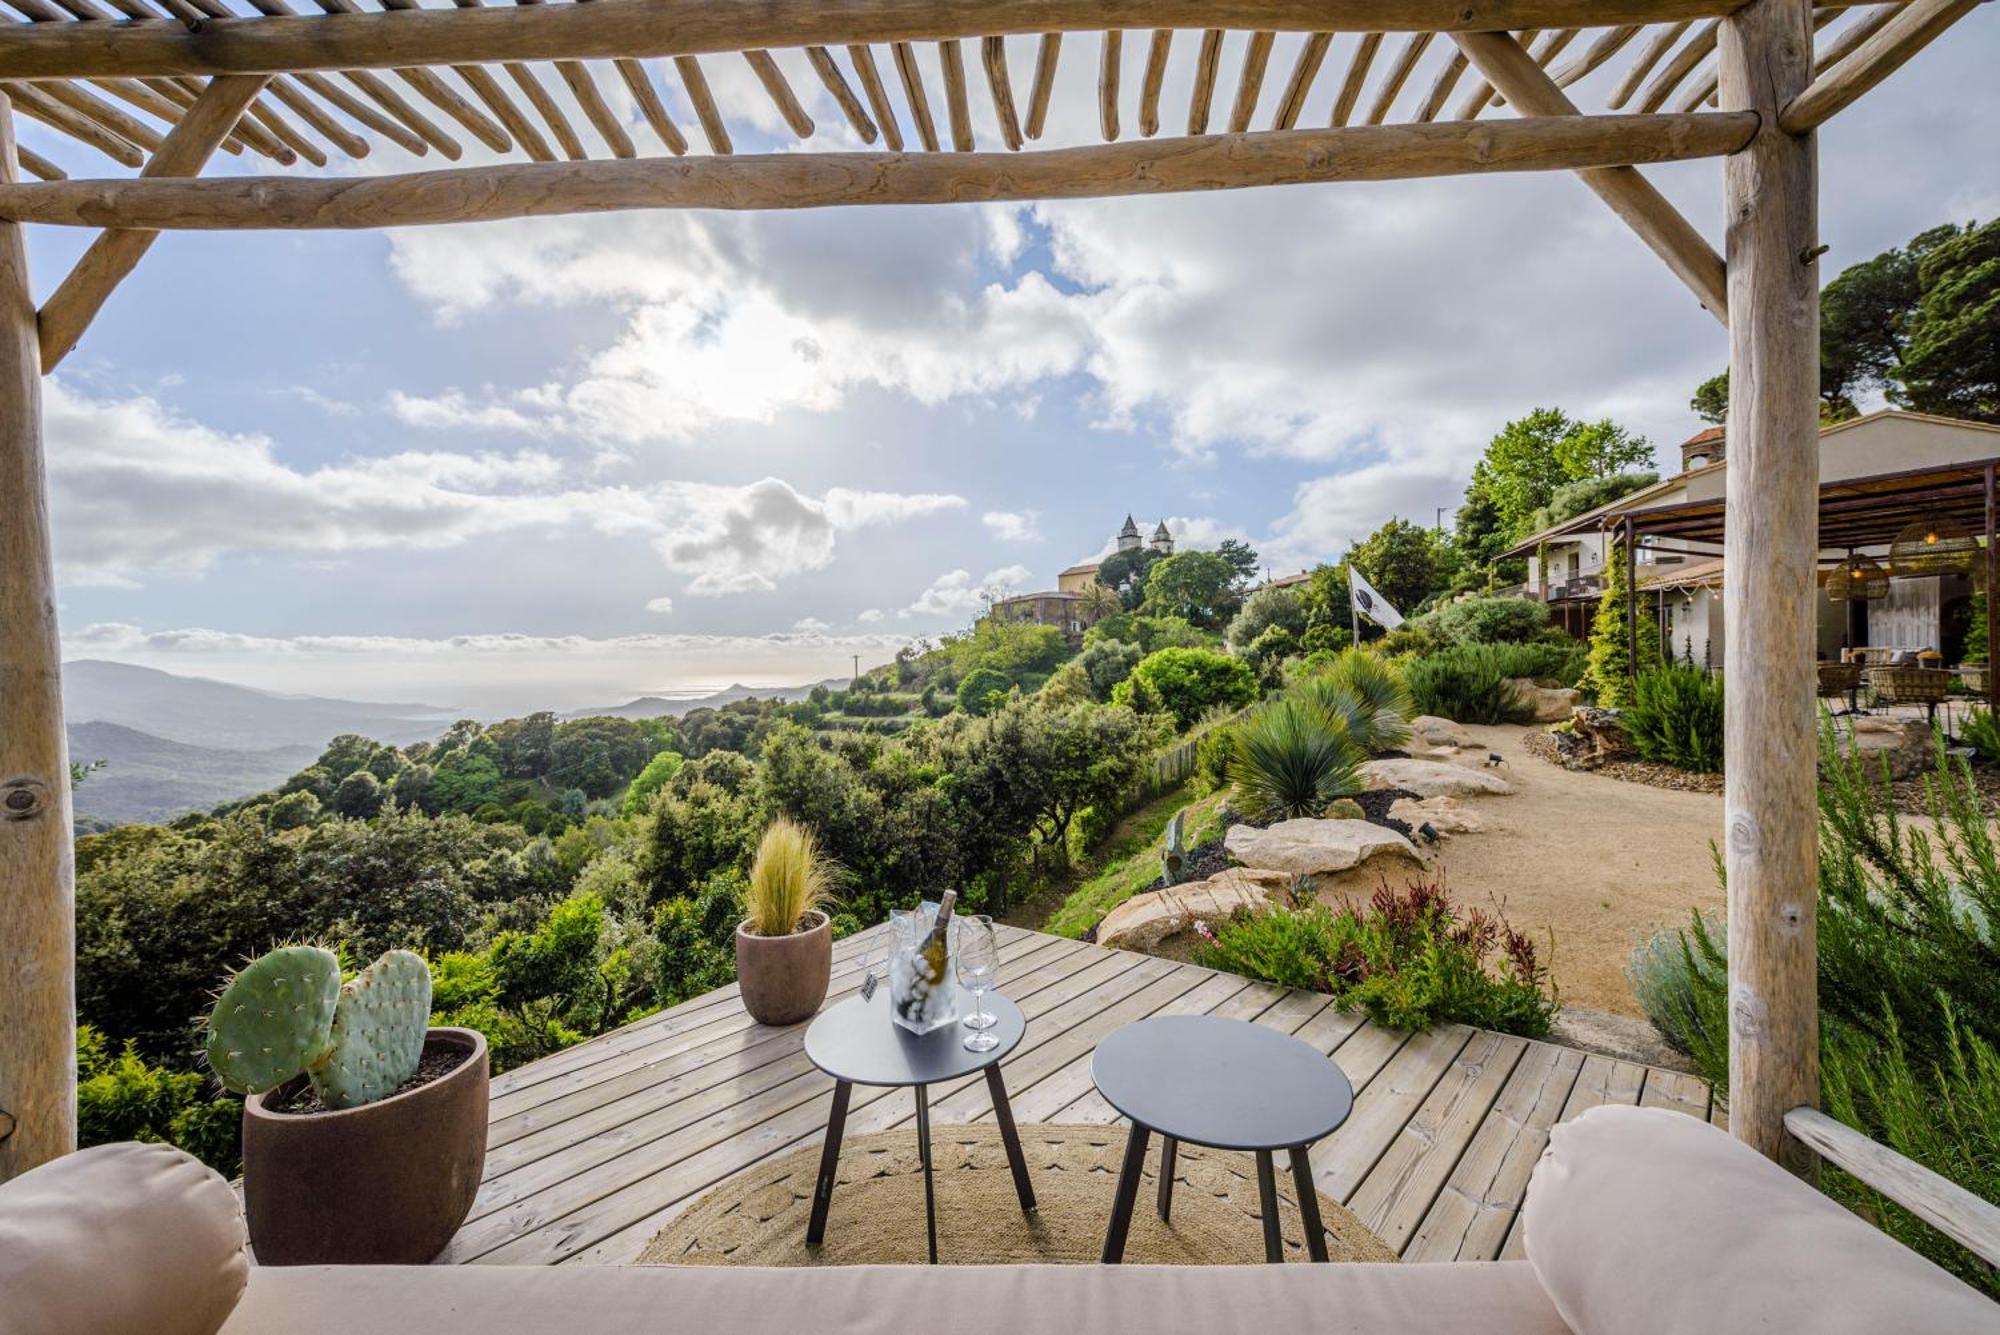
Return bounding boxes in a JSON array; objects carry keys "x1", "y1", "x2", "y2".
[
  {"x1": 1229, "y1": 696, "x2": 1365, "y2": 821},
  {"x1": 744, "y1": 818, "x2": 835, "y2": 936},
  {"x1": 1299, "y1": 648, "x2": 1415, "y2": 754}
]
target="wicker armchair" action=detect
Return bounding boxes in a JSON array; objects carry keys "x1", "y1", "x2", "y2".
[
  {"x1": 1817, "y1": 661, "x2": 1864, "y2": 713},
  {"x1": 1866, "y1": 665, "x2": 1953, "y2": 722}
]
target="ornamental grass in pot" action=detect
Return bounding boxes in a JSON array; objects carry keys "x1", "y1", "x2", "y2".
[
  {"x1": 205, "y1": 945, "x2": 488, "y2": 1265},
  {"x1": 736, "y1": 818, "x2": 836, "y2": 1025}
]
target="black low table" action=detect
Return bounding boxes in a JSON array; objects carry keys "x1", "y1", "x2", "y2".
[
  {"x1": 1092, "y1": 1015, "x2": 1354, "y2": 1264},
  {"x1": 802, "y1": 989, "x2": 1035, "y2": 1263}
]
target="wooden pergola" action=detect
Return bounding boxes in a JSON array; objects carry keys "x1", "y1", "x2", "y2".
[{"x1": 0, "y1": 0, "x2": 1988, "y2": 1238}]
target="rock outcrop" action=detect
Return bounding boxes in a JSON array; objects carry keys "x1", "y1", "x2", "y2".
[
  {"x1": 1359, "y1": 758, "x2": 1512, "y2": 798},
  {"x1": 1223, "y1": 818, "x2": 1421, "y2": 878},
  {"x1": 1410, "y1": 715, "x2": 1475, "y2": 750},
  {"x1": 1095, "y1": 867, "x2": 1290, "y2": 952},
  {"x1": 1547, "y1": 707, "x2": 1633, "y2": 771},
  {"x1": 1508, "y1": 678, "x2": 1584, "y2": 723},
  {"x1": 1388, "y1": 794, "x2": 1486, "y2": 835},
  {"x1": 1838, "y1": 715, "x2": 1935, "y2": 781}
]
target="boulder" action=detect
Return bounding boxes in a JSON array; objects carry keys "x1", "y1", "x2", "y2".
[
  {"x1": 1388, "y1": 794, "x2": 1485, "y2": 835},
  {"x1": 1359, "y1": 758, "x2": 1512, "y2": 798},
  {"x1": 1549, "y1": 706, "x2": 1633, "y2": 771},
  {"x1": 1839, "y1": 716, "x2": 1934, "y2": 781},
  {"x1": 1224, "y1": 818, "x2": 1420, "y2": 878},
  {"x1": 1508, "y1": 678, "x2": 1583, "y2": 723},
  {"x1": 1324, "y1": 797, "x2": 1366, "y2": 820},
  {"x1": 1410, "y1": 715, "x2": 1474, "y2": 749},
  {"x1": 1095, "y1": 868, "x2": 1289, "y2": 952}
]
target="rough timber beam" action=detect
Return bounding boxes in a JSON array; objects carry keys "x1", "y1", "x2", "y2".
[
  {"x1": 0, "y1": 1, "x2": 1754, "y2": 81},
  {"x1": 1453, "y1": 28, "x2": 1729, "y2": 321},
  {"x1": 0, "y1": 113, "x2": 1759, "y2": 230},
  {"x1": 37, "y1": 73, "x2": 264, "y2": 371},
  {"x1": 1778, "y1": 0, "x2": 1979, "y2": 131}
]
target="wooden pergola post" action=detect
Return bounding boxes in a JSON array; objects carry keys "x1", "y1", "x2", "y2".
[
  {"x1": 1718, "y1": 0, "x2": 1820, "y2": 1172},
  {"x1": 1984, "y1": 463, "x2": 1997, "y2": 712},
  {"x1": 0, "y1": 93, "x2": 73, "y2": 1183}
]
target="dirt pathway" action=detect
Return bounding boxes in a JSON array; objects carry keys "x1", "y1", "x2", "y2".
[{"x1": 1411, "y1": 723, "x2": 1725, "y2": 1018}]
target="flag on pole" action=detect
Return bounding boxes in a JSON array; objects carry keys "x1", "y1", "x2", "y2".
[{"x1": 1348, "y1": 566, "x2": 1405, "y2": 630}]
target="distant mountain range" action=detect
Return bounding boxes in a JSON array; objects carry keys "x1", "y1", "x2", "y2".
[
  {"x1": 562, "y1": 679, "x2": 846, "y2": 720},
  {"x1": 62, "y1": 661, "x2": 844, "y2": 828}
]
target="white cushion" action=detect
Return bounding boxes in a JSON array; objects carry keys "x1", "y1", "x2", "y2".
[
  {"x1": 0, "y1": 1141, "x2": 249, "y2": 1335},
  {"x1": 1523, "y1": 1105, "x2": 1993, "y2": 1335}
]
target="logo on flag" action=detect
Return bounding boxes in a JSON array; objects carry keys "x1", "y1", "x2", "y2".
[{"x1": 1348, "y1": 567, "x2": 1405, "y2": 630}]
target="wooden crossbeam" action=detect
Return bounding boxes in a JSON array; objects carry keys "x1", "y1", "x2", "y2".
[
  {"x1": 1779, "y1": 0, "x2": 1979, "y2": 131},
  {"x1": 1454, "y1": 29, "x2": 1729, "y2": 321},
  {"x1": 0, "y1": 1, "x2": 1759, "y2": 82},
  {"x1": 0, "y1": 114, "x2": 1760, "y2": 230},
  {"x1": 36, "y1": 73, "x2": 264, "y2": 370}
]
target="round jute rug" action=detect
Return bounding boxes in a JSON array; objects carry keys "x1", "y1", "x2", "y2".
[{"x1": 638, "y1": 1124, "x2": 1398, "y2": 1267}]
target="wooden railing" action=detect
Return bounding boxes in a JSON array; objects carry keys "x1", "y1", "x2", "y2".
[
  {"x1": 1785, "y1": 1106, "x2": 2000, "y2": 1268},
  {"x1": 1144, "y1": 704, "x2": 1255, "y2": 795}
]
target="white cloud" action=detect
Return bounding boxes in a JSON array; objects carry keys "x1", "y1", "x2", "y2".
[
  {"x1": 645, "y1": 596, "x2": 674, "y2": 614},
  {"x1": 856, "y1": 608, "x2": 886, "y2": 624},
  {"x1": 901, "y1": 564, "x2": 1033, "y2": 620},
  {"x1": 389, "y1": 389, "x2": 548, "y2": 435},
  {"x1": 982, "y1": 510, "x2": 1042, "y2": 543},
  {"x1": 43, "y1": 381, "x2": 962, "y2": 596},
  {"x1": 792, "y1": 616, "x2": 830, "y2": 632}
]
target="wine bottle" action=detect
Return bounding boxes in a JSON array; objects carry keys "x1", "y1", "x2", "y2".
[
  {"x1": 918, "y1": 889, "x2": 957, "y2": 990},
  {"x1": 897, "y1": 890, "x2": 957, "y2": 1027}
]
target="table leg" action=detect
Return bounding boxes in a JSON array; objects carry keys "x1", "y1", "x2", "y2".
[
  {"x1": 1100, "y1": 1122, "x2": 1152, "y2": 1264},
  {"x1": 805, "y1": 1078, "x2": 852, "y2": 1247},
  {"x1": 1156, "y1": 1136, "x2": 1178, "y2": 1222},
  {"x1": 1289, "y1": 1145, "x2": 1328, "y2": 1262},
  {"x1": 1254, "y1": 1149, "x2": 1283, "y2": 1263},
  {"x1": 915, "y1": 1082, "x2": 938, "y2": 1265},
  {"x1": 984, "y1": 1064, "x2": 1037, "y2": 1213}
]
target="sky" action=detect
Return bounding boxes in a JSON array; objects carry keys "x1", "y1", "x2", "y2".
[{"x1": 22, "y1": 17, "x2": 2000, "y2": 716}]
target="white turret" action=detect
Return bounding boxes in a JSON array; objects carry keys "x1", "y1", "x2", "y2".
[
  {"x1": 1116, "y1": 514, "x2": 1142, "y2": 554},
  {"x1": 1149, "y1": 520, "x2": 1174, "y2": 555}
]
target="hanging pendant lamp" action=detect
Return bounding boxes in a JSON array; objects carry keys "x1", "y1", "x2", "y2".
[
  {"x1": 1826, "y1": 552, "x2": 1888, "y2": 602},
  {"x1": 1887, "y1": 514, "x2": 1979, "y2": 578}
]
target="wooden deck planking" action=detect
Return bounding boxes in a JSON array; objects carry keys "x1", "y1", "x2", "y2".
[{"x1": 439, "y1": 927, "x2": 1702, "y2": 1268}]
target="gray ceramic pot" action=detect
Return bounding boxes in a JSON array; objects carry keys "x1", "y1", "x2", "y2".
[
  {"x1": 242, "y1": 1027, "x2": 488, "y2": 1265},
  {"x1": 736, "y1": 910, "x2": 833, "y2": 1025}
]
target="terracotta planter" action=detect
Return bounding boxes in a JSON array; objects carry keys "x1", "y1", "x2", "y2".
[
  {"x1": 242, "y1": 1027, "x2": 488, "y2": 1265},
  {"x1": 736, "y1": 910, "x2": 832, "y2": 1025}
]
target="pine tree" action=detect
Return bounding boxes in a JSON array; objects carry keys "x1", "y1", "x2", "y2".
[{"x1": 1582, "y1": 539, "x2": 1663, "y2": 707}]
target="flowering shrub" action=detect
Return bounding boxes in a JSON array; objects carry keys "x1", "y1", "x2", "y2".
[{"x1": 1195, "y1": 876, "x2": 1558, "y2": 1037}]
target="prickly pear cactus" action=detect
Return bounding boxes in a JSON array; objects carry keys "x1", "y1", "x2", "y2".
[
  {"x1": 204, "y1": 945, "x2": 341, "y2": 1095},
  {"x1": 309, "y1": 949, "x2": 433, "y2": 1110}
]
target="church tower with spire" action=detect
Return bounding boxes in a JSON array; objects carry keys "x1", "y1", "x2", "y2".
[
  {"x1": 1116, "y1": 514, "x2": 1142, "y2": 554},
  {"x1": 1149, "y1": 520, "x2": 1174, "y2": 555}
]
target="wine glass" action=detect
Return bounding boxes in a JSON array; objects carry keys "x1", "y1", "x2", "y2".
[{"x1": 955, "y1": 914, "x2": 999, "y2": 1052}]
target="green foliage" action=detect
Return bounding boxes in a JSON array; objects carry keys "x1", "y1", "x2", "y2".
[
  {"x1": 1094, "y1": 546, "x2": 1162, "y2": 610},
  {"x1": 1625, "y1": 912, "x2": 1728, "y2": 1061},
  {"x1": 1646, "y1": 726, "x2": 2000, "y2": 1290},
  {"x1": 1467, "y1": 408, "x2": 1654, "y2": 549},
  {"x1": 1112, "y1": 647, "x2": 1258, "y2": 730},
  {"x1": 621, "y1": 749, "x2": 685, "y2": 815},
  {"x1": 312, "y1": 949, "x2": 432, "y2": 1109},
  {"x1": 1228, "y1": 697, "x2": 1364, "y2": 821},
  {"x1": 1623, "y1": 665, "x2": 1725, "y2": 772},
  {"x1": 1086, "y1": 612, "x2": 1215, "y2": 655},
  {"x1": 1691, "y1": 372, "x2": 1729, "y2": 425},
  {"x1": 1346, "y1": 517, "x2": 1447, "y2": 615},
  {"x1": 331, "y1": 769, "x2": 386, "y2": 819},
  {"x1": 1043, "y1": 785, "x2": 1213, "y2": 939},
  {"x1": 1960, "y1": 706, "x2": 2000, "y2": 763},
  {"x1": 1520, "y1": 472, "x2": 1660, "y2": 538},
  {"x1": 956, "y1": 667, "x2": 1014, "y2": 716},
  {"x1": 1243, "y1": 625, "x2": 1300, "y2": 685},
  {"x1": 652, "y1": 873, "x2": 744, "y2": 1007},
  {"x1": 78, "y1": 1026, "x2": 241, "y2": 1176},
  {"x1": 1228, "y1": 583, "x2": 1311, "y2": 648},
  {"x1": 1579, "y1": 538, "x2": 1663, "y2": 707},
  {"x1": 1897, "y1": 219, "x2": 1999, "y2": 422},
  {"x1": 1400, "y1": 642, "x2": 1580, "y2": 725},
  {"x1": 1140, "y1": 550, "x2": 1250, "y2": 630},
  {"x1": 744, "y1": 818, "x2": 835, "y2": 936},
  {"x1": 204, "y1": 944, "x2": 342, "y2": 1096},
  {"x1": 1078, "y1": 637, "x2": 1144, "y2": 701},
  {"x1": 1419, "y1": 596, "x2": 1553, "y2": 647},
  {"x1": 1300, "y1": 649, "x2": 1415, "y2": 754},
  {"x1": 1197, "y1": 877, "x2": 1557, "y2": 1037},
  {"x1": 266, "y1": 788, "x2": 321, "y2": 830},
  {"x1": 1195, "y1": 723, "x2": 1239, "y2": 794},
  {"x1": 431, "y1": 751, "x2": 503, "y2": 815},
  {"x1": 943, "y1": 618, "x2": 1072, "y2": 683},
  {"x1": 1299, "y1": 622, "x2": 1351, "y2": 656}
]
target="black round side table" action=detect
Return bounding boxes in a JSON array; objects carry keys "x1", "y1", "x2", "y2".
[
  {"x1": 802, "y1": 989, "x2": 1035, "y2": 1263},
  {"x1": 1091, "y1": 1014, "x2": 1354, "y2": 1264}
]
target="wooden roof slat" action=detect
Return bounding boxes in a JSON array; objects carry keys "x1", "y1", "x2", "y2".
[
  {"x1": 0, "y1": 79, "x2": 143, "y2": 164},
  {"x1": 1185, "y1": 27, "x2": 1221, "y2": 132},
  {"x1": 153, "y1": 73, "x2": 297, "y2": 162},
  {"x1": 808, "y1": 43, "x2": 878, "y2": 144},
  {"x1": 87, "y1": 76, "x2": 241, "y2": 156},
  {"x1": 937, "y1": 38, "x2": 972, "y2": 149},
  {"x1": 14, "y1": 141, "x2": 63, "y2": 178},
  {"x1": 1097, "y1": 27, "x2": 1120, "y2": 140},
  {"x1": 1634, "y1": 17, "x2": 1718, "y2": 112},
  {"x1": 0, "y1": 2, "x2": 1768, "y2": 83},
  {"x1": 504, "y1": 0, "x2": 626, "y2": 158},
  {"x1": 1550, "y1": 23, "x2": 1643, "y2": 87},
  {"x1": 846, "y1": 42, "x2": 902, "y2": 149},
  {"x1": 33, "y1": 77, "x2": 164, "y2": 152},
  {"x1": 673, "y1": 54, "x2": 731, "y2": 154},
  {"x1": 1364, "y1": 29, "x2": 1430, "y2": 124},
  {"x1": 1609, "y1": 19, "x2": 1689, "y2": 108},
  {"x1": 242, "y1": 85, "x2": 328, "y2": 164},
  {"x1": 1024, "y1": 31, "x2": 1060, "y2": 139},
  {"x1": 611, "y1": 57, "x2": 688, "y2": 155},
  {"x1": 1782, "y1": 0, "x2": 1979, "y2": 132},
  {"x1": 1227, "y1": 28, "x2": 1274, "y2": 132},
  {"x1": 745, "y1": 47, "x2": 815, "y2": 140},
  {"x1": 1414, "y1": 47, "x2": 1468, "y2": 122},
  {"x1": 340, "y1": 67, "x2": 461, "y2": 157},
  {"x1": 1330, "y1": 30, "x2": 1381, "y2": 126},
  {"x1": 501, "y1": 60, "x2": 583, "y2": 157},
  {"x1": 1270, "y1": 30, "x2": 1330, "y2": 130},
  {"x1": 415, "y1": 1, "x2": 548, "y2": 161},
  {"x1": 291, "y1": 69, "x2": 426, "y2": 154},
  {"x1": 264, "y1": 69, "x2": 368, "y2": 155},
  {"x1": 1455, "y1": 27, "x2": 1533, "y2": 118},
  {"x1": 1137, "y1": 26, "x2": 1170, "y2": 136},
  {"x1": 890, "y1": 39, "x2": 938, "y2": 150},
  {"x1": 979, "y1": 35, "x2": 1022, "y2": 150},
  {"x1": 0, "y1": 110, "x2": 1761, "y2": 229},
  {"x1": 1481, "y1": 25, "x2": 1576, "y2": 112},
  {"x1": 1673, "y1": 6, "x2": 1839, "y2": 111}
]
